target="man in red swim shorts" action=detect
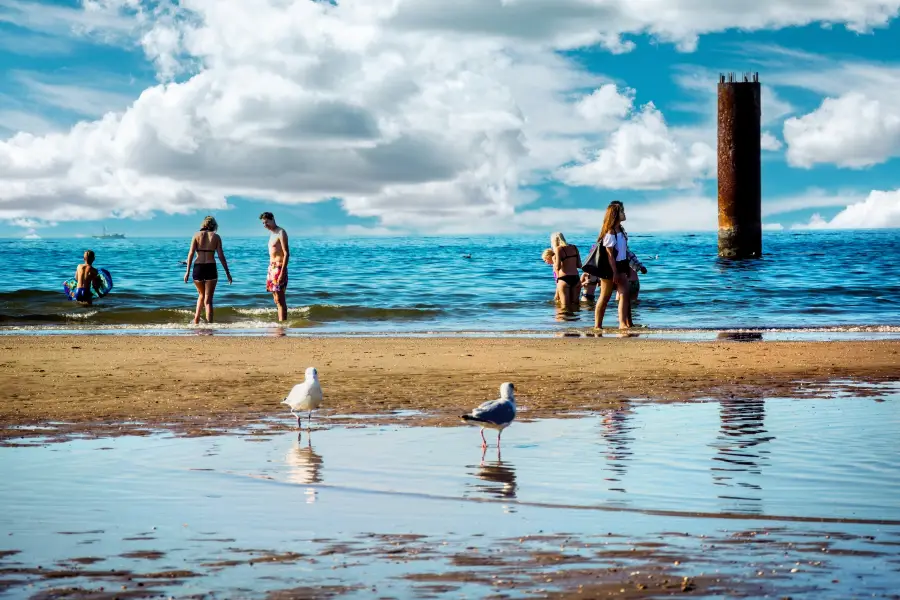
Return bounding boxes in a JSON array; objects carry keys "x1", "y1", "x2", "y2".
[{"x1": 260, "y1": 212, "x2": 290, "y2": 322}]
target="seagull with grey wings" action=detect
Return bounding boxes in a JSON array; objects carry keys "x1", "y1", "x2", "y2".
[
  {"x1": 460, "y1": 382, "x2": 517, "y2": 449},
  {"x1": 282, "y1": 367, "x2": 323, "y2": 431}
]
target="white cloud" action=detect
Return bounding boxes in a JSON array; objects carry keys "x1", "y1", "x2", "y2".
[
  {"x1": 22, "y1": 227, "x2": 40, "y2": 239},
  {"x1": 761, "y1": 131, "x2": 783, "y2": 151},
  {"x1": 557, "y1": 103, "x2": 714, "y2": 190},
  {"x1": 757, "y1": 51, "x2": 900, "y2": 169},
  {"x1": 792, "y1": 189, "x2": 900, "y2": 229},
  {"x1": 2, "y1": 0, "x2": 900, "y2": 230},
  {"x1": 0, "y1": 109, "x2": 56, "y2": 135},
  {"x1": 784, "y1": 92, "x2": 900, "y2": 168},
  {"x1": 762, "y1": 188, "x2": 867, "y2": 217},
  {"x1": 510, "y1": 195, "x2": 717, "y2": 232},
  {"x1": 14, "y1": 72, "x2": 138, "y2": 118},
  {"x1": 762, "y1": 222, "x2": 784, "y2": 231}
]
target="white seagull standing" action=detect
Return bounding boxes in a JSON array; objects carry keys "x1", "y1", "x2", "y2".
[
  {"x1": 461, "y1": 382, "x2": 517, "y2": 449},
  {"x1": 282, "y1": 367, "x2": 323, "y2": 430}
]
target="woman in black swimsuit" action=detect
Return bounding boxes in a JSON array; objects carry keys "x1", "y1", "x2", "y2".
[
  {"x1": 183, "y1": 216, "x2": 232, "y2": 324},
  {"x1": 551, "y1": 232, "x2": 582, "y2": 312}
]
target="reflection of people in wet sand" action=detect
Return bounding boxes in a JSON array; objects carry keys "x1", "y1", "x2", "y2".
[
  {"x1": 260, "y1": 212, "x2": 290, "y2": 322},
  {"x1": 600, "y1": 403, "x2": 634, "y2": 491},
  {"x1": 284, "y1": 438, "x2": 324, "y2": 485}
]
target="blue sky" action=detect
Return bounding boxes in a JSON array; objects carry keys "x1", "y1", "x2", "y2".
[{"x1": 1, "y1": 0, "x2": 899, "y2": 238}]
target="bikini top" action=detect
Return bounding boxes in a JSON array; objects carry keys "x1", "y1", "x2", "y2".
[
  {"x1": 558, "y1": 246, "x2": 578, "y2": 262},
  {"x1": 196, "y1": 232, "x2": 217, "y2": 254}
]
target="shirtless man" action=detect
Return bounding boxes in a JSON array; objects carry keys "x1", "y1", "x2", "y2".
[
  {"x1": 260, "y1": 212, "x2": 290, "y2": 322},
  {"x1": 73, "y1": 250, "x2": 101, "y2": 305}
]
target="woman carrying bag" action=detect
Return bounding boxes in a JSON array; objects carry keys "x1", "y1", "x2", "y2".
[{"x1": 583, "y1": 201, "x2": 632, "y2": 330}]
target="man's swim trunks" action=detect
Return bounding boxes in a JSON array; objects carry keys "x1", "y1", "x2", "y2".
[
  {"x1": 73, "y1": 287, "x2": 90, "y2": 303},
  {"x1": 266, "y1": 263, "x2": 288, "y2": 293}
]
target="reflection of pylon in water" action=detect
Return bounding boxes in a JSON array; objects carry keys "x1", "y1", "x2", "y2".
[{"x1": 710, "y1": 397, "x2": 774, "y2": 512}]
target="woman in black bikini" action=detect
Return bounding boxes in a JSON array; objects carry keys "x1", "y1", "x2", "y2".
[
  {"x1": 183, "y1": 216, "x2": 232, "y2": 324},
  {"x1": 551, "y1": 232, "x2": 582, "y2": 312}
]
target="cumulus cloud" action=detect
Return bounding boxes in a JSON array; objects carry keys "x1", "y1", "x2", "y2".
[
  {"x1": 784, "y1": 93, "x2": 900, "y2": 168},
  {"x1": 511, "y1": 195, "x2": 717, "y2": 232},
  {"x1": 761, "y1": 131, "x2": 783, "y2": 151},
  {"x1": 2, "y1": 0, "x2": 900, "y2": 229},
  {"x1": 793, "y1": 189, "x2": 900, "y2": 228},
  {"x1": 557, "y1": 103, "x2": 714, "y2": 190}
]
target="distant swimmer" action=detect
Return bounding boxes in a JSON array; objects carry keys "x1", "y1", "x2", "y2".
[
  {"x1": 462, "y1": 253, "x2": 472, "y2": 259},
  {"x1": 260, "y1": 211, "x2": 290, "y2": 322}
]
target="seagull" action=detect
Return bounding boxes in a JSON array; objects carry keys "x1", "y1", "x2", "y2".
[
  {"x1": 282, "y1": 367, "x2": 323, "y2": 430},
  {"x1": 460, "y1": 382, "x2": 517, "y2": 449}
]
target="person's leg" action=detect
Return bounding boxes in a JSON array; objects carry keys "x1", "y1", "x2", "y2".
[
  {"x1": 556, "y1": 280, "x2": 569, "y2": 311},
  {"x1": 616, "y1": 278, "x2": 631, "y2": 328},
  {"x1": 204, "y1": 279, "x2": 218, "y2": 323},
  {"x1": 570, "y1": 281, "x2": 581, "y2": 308},
  {"x1": 594, "y1": 279, "x2": 615, "y2": 328},
  {"x1": 278, "y1": 290, "x2": 287, "y2": 321},
  {"x1": 193, "y1": 281, "x2": 205, "y2": 324},
  {"x1": 273, "y1": 290, "x2": 288, "y2": 322}
]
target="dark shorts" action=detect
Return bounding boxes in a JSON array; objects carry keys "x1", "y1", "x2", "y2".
[
  {"x1": 73, "y1": 287, "x2": 91, "y2": 303},
  {"x1": 558, "y1": 274, "x2": 579, "y2": 286},
  {"x1": 193, "y1": 263, "x2": 218, "y2": 282},
  {"x1": 630, "y1": 279, "x2": 640, "y2": 296},
  {"x1": 598, "y1": 259, "x2": 632, "y2": 281}
]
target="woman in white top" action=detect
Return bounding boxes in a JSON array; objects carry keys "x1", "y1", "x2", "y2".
[{"x1": 594, "y1": 201, "x2": 633, "y2": 329}]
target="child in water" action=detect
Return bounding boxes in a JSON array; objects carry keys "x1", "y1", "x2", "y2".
[
  {"x1": 541, "y1": 248, "x2": 561, "y2": 304},
  {"x1": 73, "y1": 250, "x2": 101, "y2": 305}
]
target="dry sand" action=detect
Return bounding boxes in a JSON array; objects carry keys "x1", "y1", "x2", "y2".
[{"x1": 1, "y1": 336, "x2": 897, "y2": 440}]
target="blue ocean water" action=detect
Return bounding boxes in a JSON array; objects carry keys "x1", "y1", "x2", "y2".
[{"x1": 1, "y1": 231, "x2": 898, "y2": 334}]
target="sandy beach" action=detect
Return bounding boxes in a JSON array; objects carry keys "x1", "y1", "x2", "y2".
[{"x1": 1, "y1": 336, "x2": 897, "y2": 440}]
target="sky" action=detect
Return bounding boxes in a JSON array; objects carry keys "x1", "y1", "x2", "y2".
[{"x1": 1, "y1": 0, "x2": 900, "y2": 239}]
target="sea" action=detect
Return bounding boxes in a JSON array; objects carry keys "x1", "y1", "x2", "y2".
[{"x1": 1, "y1": 231, "x2": 898, "y2": 338}]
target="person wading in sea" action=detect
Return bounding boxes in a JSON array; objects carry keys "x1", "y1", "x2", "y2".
[{"x1": 260, "y1": 212, "x2": 290, "y2": 322}]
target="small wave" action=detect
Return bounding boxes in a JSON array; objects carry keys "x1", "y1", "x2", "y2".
[{"x1": 62, "y1": 311, "x2": 98, "y2": 320}]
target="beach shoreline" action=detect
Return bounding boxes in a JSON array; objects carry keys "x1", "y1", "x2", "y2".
[{"x1": 1, "y1": 336, "x2": 897, "y2": 442}]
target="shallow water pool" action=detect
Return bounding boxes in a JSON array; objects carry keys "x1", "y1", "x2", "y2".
[{"x1": 1, "y1": 390, "x2": 898, "y2": 598}]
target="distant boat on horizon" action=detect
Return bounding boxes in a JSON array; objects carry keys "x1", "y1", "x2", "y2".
[{"x1": 92, "y1": 226, "x2": 125, "y2": 239}]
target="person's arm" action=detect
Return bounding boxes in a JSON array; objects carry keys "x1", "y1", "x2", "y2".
[
  {"x1": 278, "y1": 229, "x2": 289, "y2": 283},
  {"x1": 605, "y1": 246, "x2": 618, "y2": 279},
  {"x1": 553, "y1": 250, "x2": 562, "y2": 276},
  {"x1": 91, "y1": 269, "x2": 102, "y2": 294},
  {"x1": 627, "y1": 249, "x2": 647, "y2": 274},
  {"x1": 602, "y1": 234, "x2": 619, "y2": 279},
  {"x1": 184, "y1": 238, "x2": 197, "y2": 283},
  {"x1": 216, "y1": 235, "x2": 232, "y2": 284},
  {"x1": 575, "y1": 247, "x2": 582, "y2": 270}
]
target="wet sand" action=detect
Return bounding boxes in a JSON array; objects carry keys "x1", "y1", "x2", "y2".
[{"x1": 1, "y1": 336, "x2": 897, "y2": 440}]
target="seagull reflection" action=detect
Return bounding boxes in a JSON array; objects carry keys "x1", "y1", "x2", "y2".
[
  {"x1": 600, "y1": 403, "x2": 635, "y2": 493},
  {"x1": 465, "y1": 447, "x2": 517, "y2": 499},
  {"x1": 284, "y1": 437, "x2": 324, "y2": 485},
  {"x1": 710, "y1": 397, "x2": 774, "y2": 512}
]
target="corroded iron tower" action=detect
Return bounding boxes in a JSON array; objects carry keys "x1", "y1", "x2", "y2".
[{"x1": 717, "y1": 72, "x2": 762, "y2": 258}]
